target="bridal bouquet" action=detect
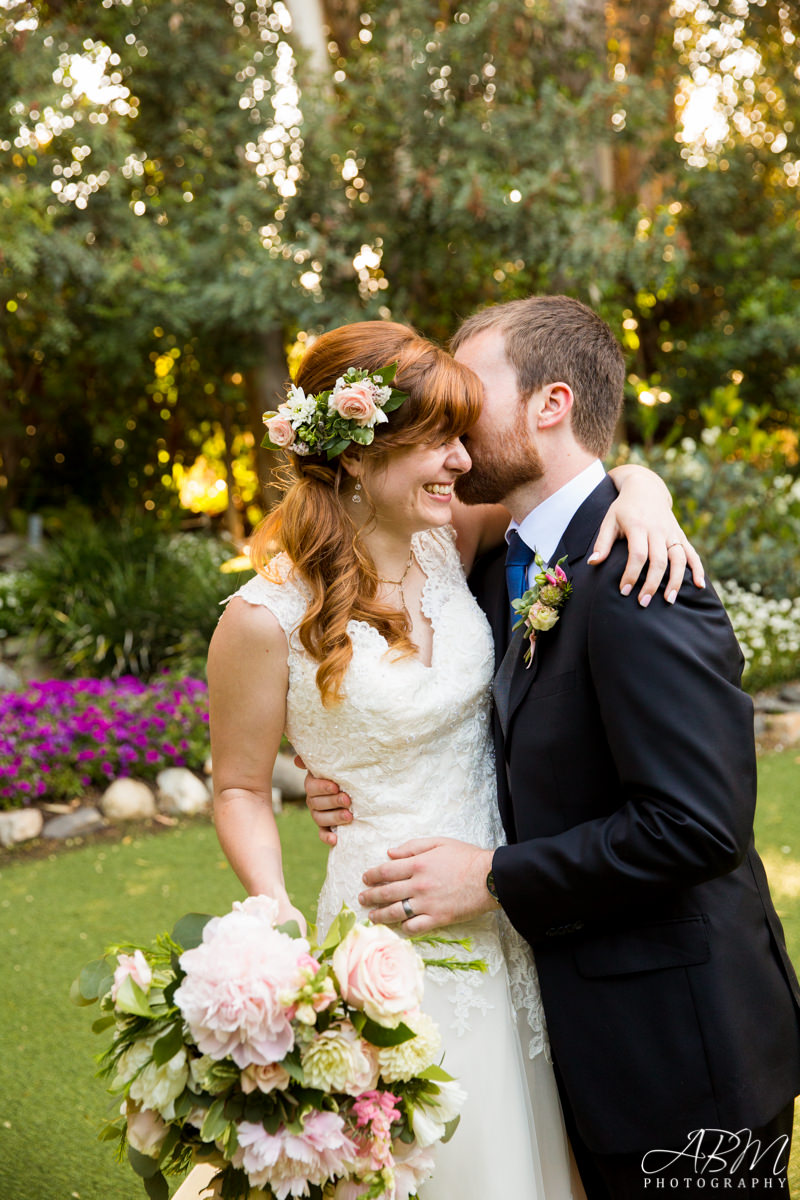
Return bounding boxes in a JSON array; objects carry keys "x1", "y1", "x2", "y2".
[{"x1": 73, "y1": 898, "x2": 467, "y2": 1200}]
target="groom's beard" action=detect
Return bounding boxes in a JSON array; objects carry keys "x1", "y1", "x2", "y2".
[{"x1": 455, "y1": 433, "x2": 544, "y2": 505}]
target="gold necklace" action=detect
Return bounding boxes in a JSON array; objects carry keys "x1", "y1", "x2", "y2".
[
  {"x1": 376, "y1": 548, "x2": 414, "y2": 588},
  {"x1": 377, "y1": 548, "x2": 415, "y2": 622}
]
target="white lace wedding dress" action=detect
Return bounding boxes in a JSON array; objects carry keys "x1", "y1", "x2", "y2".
[{"x1": 177, "y1": 526, "x2": 579, "y2": 1200}]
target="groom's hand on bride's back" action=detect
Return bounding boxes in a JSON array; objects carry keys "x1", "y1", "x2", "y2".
[{"x1": 297, "y1": 756, "x2": 352, "y2": 847}]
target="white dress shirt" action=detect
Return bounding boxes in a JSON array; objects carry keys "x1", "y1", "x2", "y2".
[{"x1": 506, "y1": 459, "x2": 606, "y2": 584}]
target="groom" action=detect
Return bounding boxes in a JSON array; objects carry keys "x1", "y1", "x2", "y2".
[{"x1": 307, "y1": 296, "x2": 800, "y2": 1196}]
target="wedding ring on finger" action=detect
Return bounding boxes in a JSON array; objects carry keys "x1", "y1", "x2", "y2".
[
  {"x1": 401, "y1": 898, "x2": 415, "y2": 920},
  {"x1": 666, "y1": 541, "x2": 683, "y2": 551}
]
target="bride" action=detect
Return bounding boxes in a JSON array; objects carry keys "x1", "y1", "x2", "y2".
[{"x1": 182, "y1": 321, "x2": 697, "y2": 1200}]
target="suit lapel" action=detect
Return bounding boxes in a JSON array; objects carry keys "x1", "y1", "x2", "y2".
[{"x1": 494, "y1": 475, "x2": 618, "y2": 732}]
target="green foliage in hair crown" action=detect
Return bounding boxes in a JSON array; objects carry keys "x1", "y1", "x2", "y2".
[{"x1": 261, "y1": 363, "x2": 408, "y2": 461}]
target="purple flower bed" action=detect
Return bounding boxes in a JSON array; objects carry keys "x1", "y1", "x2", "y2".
[{"x1": 0, "y1": 675, "x2": 209, "y2": 809}]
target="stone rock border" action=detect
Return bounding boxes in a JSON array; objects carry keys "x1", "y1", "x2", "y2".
[{"x1": 0, "y1": 751, "x2": 308, "y2": 849}]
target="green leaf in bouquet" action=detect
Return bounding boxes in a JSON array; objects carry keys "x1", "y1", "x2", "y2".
[
  {"x1": 220, "y1": 1121, "x2": 238, "y2": 1158},
  {"x1": 359, "y1": 1017, "x2": 415, "y2": 1048},
  {"x1": 320, "y1": 908, "x2": 357, "y2": 954},
  {"x1": 349, "y1": 1010, "x2": 366, "y2": 1034},
  {"x1": 114, "y1": 973, "x2": 155, "y2": 1018},
  {"x1": 128, "y1": 1145, "x2": 162, "y2": 1179},
  {"x1": 163, "y1": 972, "x2": 182, "y2": 1006},
  {"x1": 418, "y1": 1064, "x2": 455, "y2": 1083},
  {"x1": 70, "y1": 977, "x2": 98, "y2": 1008},
  {"x1": 276, "y1": 919, "x2": 302, "y2": 939},
  {"x1": 201, "y1": 1097, "x2": 229, "y2": 1143},
  {"x1": 152, "y1": 1022, "x2": 185, "y2": 1065},
  {"x1": 173, "y1": 1089, "x2": 208, "y2": 1119},
  {"x1": 280, "y1": 1050, "x2": 305, "y2": 1084},
  {"x1": 157, "y1": 1124, "x2": 181, "y2": 1164},
  {"x1": 171, "y1": 912, "x2": 213, "y2": 951},
  {"x1": 76, "y1": 958, "x2": 114, "y2": 1003},
  {"x1": 143, "y1": 1171, "x2": 169, "y2": 1200},
  {"x1": 441, "y1": 1115, "x2": 461, "y2": 1144},
  {"x1": 91, "y1": 1013, "x2": 117, "y2": 1034}
]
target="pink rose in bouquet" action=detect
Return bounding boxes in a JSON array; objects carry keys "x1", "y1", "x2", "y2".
[
  {"x1": 332, "y1": 923, "x2": 424, "y2": 1027},
  {"x1": 112, "y1": 950, "x2": 152, "y2": 1001}
]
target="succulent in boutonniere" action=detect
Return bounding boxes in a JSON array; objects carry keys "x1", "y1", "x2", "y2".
[{"x1": 512, "y1": 553, "x2": 573, "y2": 667}]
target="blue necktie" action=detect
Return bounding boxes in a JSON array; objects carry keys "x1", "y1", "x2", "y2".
[{"x1": 505, "y1": 530, "x2": 536, "y2": 628}]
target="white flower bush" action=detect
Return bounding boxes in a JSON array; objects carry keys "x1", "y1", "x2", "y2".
[{"x1": 717, "y1": 581, "x2": 800, "y2": 690}]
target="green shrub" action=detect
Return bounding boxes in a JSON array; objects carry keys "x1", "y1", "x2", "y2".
[
  {"x1": 18, "y1": 522, "x2": 248, "y2": 678},
  {"x1": 623, "y1": 388, "x2": 800, "y2": 598}
]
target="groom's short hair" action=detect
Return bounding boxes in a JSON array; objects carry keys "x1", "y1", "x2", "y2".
[{"x1": 451, "y1": 295, "x2": 625, "y2": 456}]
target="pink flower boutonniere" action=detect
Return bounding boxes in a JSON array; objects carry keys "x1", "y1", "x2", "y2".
[{"x1": 512, "y1": 553, "x2": 573, "y2": 667}]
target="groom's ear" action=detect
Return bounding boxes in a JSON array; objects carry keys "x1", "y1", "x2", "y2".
[{"x1": 536, "y1": 382, "x2": 574, "y2": 430}]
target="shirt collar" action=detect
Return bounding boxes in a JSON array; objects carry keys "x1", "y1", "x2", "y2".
[{"x1": 506, "y1": 459, "x2": 606, "y2": 566}]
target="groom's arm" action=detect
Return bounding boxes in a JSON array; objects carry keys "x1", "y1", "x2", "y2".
[{"x1": 492, "y1": 554, "x2": 757, "y2": 943}]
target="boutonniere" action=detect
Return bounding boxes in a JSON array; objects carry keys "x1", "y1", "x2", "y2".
[{"x1": 511, "y1": 554, "x2": 573, "y2": 667}]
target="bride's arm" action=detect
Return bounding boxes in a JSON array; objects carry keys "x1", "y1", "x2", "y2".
[
  {"x1": 451, "y1": 464, "x2": 704, "y2": 604},
  {"x1": 207, "y1": 597, "x2": 307, "y2": 933}
]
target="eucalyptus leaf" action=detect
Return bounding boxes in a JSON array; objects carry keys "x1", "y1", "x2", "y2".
[
  {"x1": 91, "y1": 1013, "x2": 117, "y2": 1034},
  {"x1": 171, "y1": 912, "x2": 213, "y2": 951},
  {"x1": 70, "y1": 977, "x2": 97, "y2": 1008},
  {"x1": 276, "y1": 919, "x2": 301, "y2": 939},
  {"x1": 78, "y1": 958, "x2": 114, "y2": 1002}
]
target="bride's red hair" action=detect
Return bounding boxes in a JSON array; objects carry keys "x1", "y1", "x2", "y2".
[{"x1": 250, "y1": 321, "x2": 483, "y2": 705}]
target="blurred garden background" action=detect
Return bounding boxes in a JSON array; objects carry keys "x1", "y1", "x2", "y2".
[{"x1": 1, "y1": 0, "x2": 800, "y2": 1196}]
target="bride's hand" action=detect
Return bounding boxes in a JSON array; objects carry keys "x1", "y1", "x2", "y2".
[
  {"x1": 275, "y1": 896, "x2": 308, "y2": 937},
  {"x1": 595, "y1": 464, "x2": 705, "y2": 606}
]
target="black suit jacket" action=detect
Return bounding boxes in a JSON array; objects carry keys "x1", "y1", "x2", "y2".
[{"x1": 469, "y1": 476, "x2": 800, "y2": 1155}]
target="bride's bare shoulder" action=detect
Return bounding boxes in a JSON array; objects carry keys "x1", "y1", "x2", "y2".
[{"x1": 450, "y1": 498, "x2": 510, "y2": 573}]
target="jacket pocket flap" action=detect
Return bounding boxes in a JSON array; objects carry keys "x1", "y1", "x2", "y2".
[
  {"x1": 574, "y1": 916, "x2": 710, "y2": 978},
  {"x1": 529, "y1": 669, "x2": 576, "y2": 701}
]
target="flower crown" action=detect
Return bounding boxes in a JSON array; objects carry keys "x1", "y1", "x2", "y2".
[{"x1": 261, "y1": 362, "x2": 408, "y2": 461}]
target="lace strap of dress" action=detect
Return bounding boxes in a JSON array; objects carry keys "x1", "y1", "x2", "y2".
[
  {"x1": 412, "y1": 525, "x2": 466, "y2": 623},
  {"x1": 221, "y1": 554, "x2": 308, "y2": 644}
]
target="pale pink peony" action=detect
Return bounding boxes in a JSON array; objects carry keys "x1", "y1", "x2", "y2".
[
  {"x1": 112, "y1": 950, "x2": 152, "y2": 1002},
  {"x1": 332, "y1": 382, "x2": 378, "y2": 426},
  {"x1": 174, "y1": 896, "x2": 310, "y2": 1068},
  {"x1": 233, "y1": 1110, "x2": 356, "y2": 1197},
  {"x1": 332, "y1": 924, "x2": 424, "y2": 1028},
  {"x1": 265, "y1": 414, "x2": 296, "y2": 448}
]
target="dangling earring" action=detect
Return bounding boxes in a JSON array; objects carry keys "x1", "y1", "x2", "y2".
[{"x1": 352, "y1": 480, "x2": 362, "y2": 504}]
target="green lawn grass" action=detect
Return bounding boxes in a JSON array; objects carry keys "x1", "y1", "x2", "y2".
[
  {"x1": 0, "y1": 807, "x2": 328, "y2": 1200},
  {"x1": 1, "y1": 754, "x2": 799, "y2": 1200}
]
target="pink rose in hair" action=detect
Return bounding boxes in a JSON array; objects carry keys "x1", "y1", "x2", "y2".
[
  {"x1": 265, "y1": 415, "x2": 296, "y2": 448},
  {"x1": 332, "y1": 381, "x2": 378, "y2": 426}
]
